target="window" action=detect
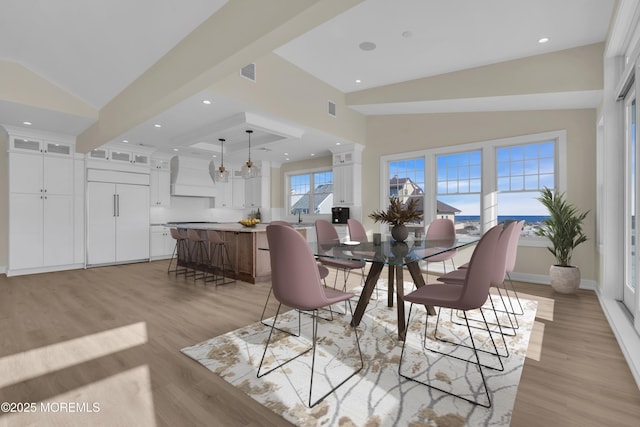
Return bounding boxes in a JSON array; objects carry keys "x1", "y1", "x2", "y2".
[
  {"x1": 288, "y1": 170, "x2": 334, "y2": 215},
  {"x1": 437, "y1": 151, "x2": 482, "y2": 234},
  {"x1": 388, "y1": 157, "x2": 425, "y2": 226},
  {"x1": 497, "y1": 141, "x2": 554, "y2": 236},
  {"x1": 379, "y1": 130, "x2": 565, "y2": 243}
]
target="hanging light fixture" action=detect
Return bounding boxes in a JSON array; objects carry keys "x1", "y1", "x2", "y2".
[
  {"x1": 241, "y1": 129, "x2": 260, "y2": 179},
  {"x1": 215, "y1": 138, "x2": 229, "y2": 182}
]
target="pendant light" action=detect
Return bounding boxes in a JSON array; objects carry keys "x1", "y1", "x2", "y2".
[
  {"x1": 215, "y1": 138, "x2": 229, "y2": 182},
  {"x1": 241, "y1": 129, "x2": 260, "y2": 179}
]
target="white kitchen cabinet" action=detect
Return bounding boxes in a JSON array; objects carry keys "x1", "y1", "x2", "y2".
[
  {"x1": 109, "y1": 150, "x2": 150, "y2": 166},
  {"x1": 86, "y1": 144, "x2": 152, "y2": 171},
  {"x1": 216, "y1": 180, "x2": 233, "y2": 208},
  {"x1": 333, "y1": 151, "x2": 355, "y2": 165},
  {"x1": 8, "y1": 194, "x2": 68, "y2": 271},
  {"x1": 333, "y1": 163, "x2": 361, "y2": 206},
  {"x1": 87, "y1": 181, "x2": 150, "y2": 265},
  {"x1": 245, "y1": 177, "x2": 262, "y2": 208},
  {"x1": 150, "y1": 169, "x2": 171, "y2": 207},
  {"x1": 232, "y1": 177, "x2": 246, "y2": 208},
  {"x1": 331, "y1": 145, "x2": 362, "y2": 207},
  {"x1": 150, "y1": 226, "x2": 174, "y2": 259},
  {"x1": 10, "y1": 136, "x2": 73, "y2": 157},
  {"x1": 7, "y1": 141, "x2": 75, "y2": 274}
]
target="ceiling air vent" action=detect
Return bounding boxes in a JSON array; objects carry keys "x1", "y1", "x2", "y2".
[
  {"x1": 240, "y1": 63, "x2": 256, "y2": 82},
  {"x1": 328, "y1": 100, "x2": 336, "y2": 117}
]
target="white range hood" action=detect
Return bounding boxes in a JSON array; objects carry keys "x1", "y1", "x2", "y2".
[{"x1": 170, "y1": 156, "x2": 217, "y2": 197}]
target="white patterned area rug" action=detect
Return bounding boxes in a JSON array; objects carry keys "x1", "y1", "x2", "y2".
[{"x1": 181, "y1": 282, "x2": 537, "y2": 427}]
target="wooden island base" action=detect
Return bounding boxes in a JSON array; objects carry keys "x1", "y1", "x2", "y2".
[{"x1": 174, "y1": 223, "x2": 306, "y2": 284}]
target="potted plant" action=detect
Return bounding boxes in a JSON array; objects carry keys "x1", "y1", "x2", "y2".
[
  {"x1": 535, "y1": 187, "x2": 589, "y2": 294},
  {"x1": 369, "y1": 196, "x2": 423, "y2": 242}
]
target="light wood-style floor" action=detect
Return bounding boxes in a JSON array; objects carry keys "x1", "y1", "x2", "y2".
[{"x1": 0, "y1": 261, "x2": 639, "y2": 426}]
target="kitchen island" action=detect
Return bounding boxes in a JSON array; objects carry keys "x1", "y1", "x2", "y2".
[{"x1": 170, "y1": 223, "x2": 307, "y2": 284}]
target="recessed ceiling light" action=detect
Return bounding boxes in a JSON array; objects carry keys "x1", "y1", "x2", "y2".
[
  {"x1": 538, "y1": 37, "x2": 550, "y2": 44},
  {"x1": 359, "y1": 41, "x2": 376, "y2": 51},
  {"x1": 355, "y1": 79, "x2": 361, "y2": 84},
  {"x1": 154, "y1": 123, "x2": 162, "y2": 128},
  {"x1": 122, "y1": 139, "x2": 129, "y2": 143},
  {"x1": 202, "y1": 100, "x2": 211, "y2": 105},
  {"x1": 284, "y1": 152, "x2": 289, "y2": 156},
  {"x1": 22, "y1": 121, "x2": 32, "y2": 126},
  {"x1": 311, "y1": 153, "x2": 315, "y2": 156},
  {"x1": 285, "y1": 158, "x2": 290, "y2": 161},
  {"x1": 173, "y1": 148, "x2": 179, "y2": 152},
  {"x1": 336, "y1": 142, "x2": 341, "y2": 146}
]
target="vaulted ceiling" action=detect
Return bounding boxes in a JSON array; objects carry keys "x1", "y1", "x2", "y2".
[{"x1": 0, "y1": 0, "x2": 616, "y2": 164}]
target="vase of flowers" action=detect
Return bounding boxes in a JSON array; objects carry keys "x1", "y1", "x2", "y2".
[{"x1": 369, "y1": 197, "x2": 423, "y2": 242}]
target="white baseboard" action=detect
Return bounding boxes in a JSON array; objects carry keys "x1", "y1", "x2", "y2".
[
  {"x1": 508, "y1": 271, "x2": 597, "y2": 290},
  {"x1": 596, "y1": 291, "x2": 640, "y2": 390},
  {"x1": 5, "y1": 263, "x2": 84, "y2": 277}
]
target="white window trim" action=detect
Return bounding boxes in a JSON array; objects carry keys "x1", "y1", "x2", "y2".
[
  {"x1": 284, "y1": 166, "x2": 334, "y2": 223},
  {"x1": 379, "y1": 130, "x2": 567, "y2": 247}
]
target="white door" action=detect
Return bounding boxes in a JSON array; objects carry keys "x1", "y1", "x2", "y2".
[
  {"x1": 244, "y1": 177, "x2": 261, "y2": 208},
  {"x1": 43, "y1": 194, "x2": 75, "y2": 266},
  {"x1": 232, "y1": 177, "x2": 245, "y2": 208},
  {"x1": 333, "y1": 165, "x2": 353, "y2": 205},
  {"x1": 9, "y1": 193, "x2": 43, "y2": 270},
  {"x1": 625, "y1": 92, "x2": 637, "y2": 313},
  {"x1": 43, "y1": 156, "x2": 74, "y2": 195},
  {"x1": 87, "y1": 182, "x2": 117, "y2": 265},
  {"x1": 10, "y1": 152, "x2": 43, "y2": 194},
  {"x1": 115, "y1": 184, "x2": 150, "y2": 262}
]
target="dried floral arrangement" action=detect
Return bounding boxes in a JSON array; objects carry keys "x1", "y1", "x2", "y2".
[{"x1": 368, "y1": 196, "x2": 423, "y2": 226}]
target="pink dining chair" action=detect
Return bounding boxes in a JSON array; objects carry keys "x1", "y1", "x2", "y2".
[
  {"x1": 347, "y1": 218, "x2": 387, "y2": 300},
  {"x1": 424, "y1": 218, "x2": 458, "y2": 276},
  {"x1": 315, "y1": 219, "x2": 366, "y2": 294},
  {"x1": 504, "y1": 220, "x2": 525, "y2": 315},
  {"x1": 347, "y1": 218, "x2": 368, "y2": 242},
  {"x1": 456, "y1": 220, "x2": 526, "y2": 317},
  {"x1": 258, "y1": 224, "x2": 363, "y2": 407},
  {"x1": 398, "y1": 224, "x2": 503, "y2": 408},
  {"x1": 261, "y1": 221, "x2": 330, "y2": 328},
  {"x1": 437, "y1": 222, "x2": 518, "y2": 351}
]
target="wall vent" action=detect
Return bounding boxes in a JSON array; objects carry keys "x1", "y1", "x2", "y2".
[
  {"x1": 240, "y1": 63, "x2": 256, "y2": 82},
  {"x1": 328, "y1": 100, "x2": 336, "y2": 117}
]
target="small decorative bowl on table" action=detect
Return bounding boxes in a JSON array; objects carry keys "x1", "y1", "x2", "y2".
[{"x1": 239, "y1": 218, "x2": 260, "y2": 228}]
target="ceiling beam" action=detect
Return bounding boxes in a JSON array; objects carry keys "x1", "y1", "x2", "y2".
[{"x1": 76, "y1": 0, "x2": 364, "y2": 153}]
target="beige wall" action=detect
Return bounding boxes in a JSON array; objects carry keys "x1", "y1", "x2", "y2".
[
  {"x1": 363, "y1": 109, "x2": 597, "y2": 280},
  {"x1": 0, "y1": 128, "x2": 7, "y2": 267},
  {"x1": 76, "y1": 0, "x2": 364, "y2": 152},
  {"x1": 348, "y1": 43, "x2": 604, "y2": 105},
  {"x1": 212, "y1": 53, "x2": 367, "y2": 145},
  {"x1": 0, "y1": 61, "x2": 96, "y2": 118},
  {"x1": 272, "y1": 156, "x2": 333, "y2": 208}
]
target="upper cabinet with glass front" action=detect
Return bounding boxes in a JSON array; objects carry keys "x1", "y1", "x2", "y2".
[
  {"x1": 10, "y1": 136, "x2": 73, "y2": 157},
  {"x1": 85, "y1": 143, "x2": 153, "y2": 172}
]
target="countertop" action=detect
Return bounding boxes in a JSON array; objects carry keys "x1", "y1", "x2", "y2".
[{"x1": 164, "y1": 222, "x2": 312, "y2": 232}]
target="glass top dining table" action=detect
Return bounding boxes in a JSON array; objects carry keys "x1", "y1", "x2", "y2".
[{"x1": 262, "y1": 234, "x2": 479, "y2": 340}]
